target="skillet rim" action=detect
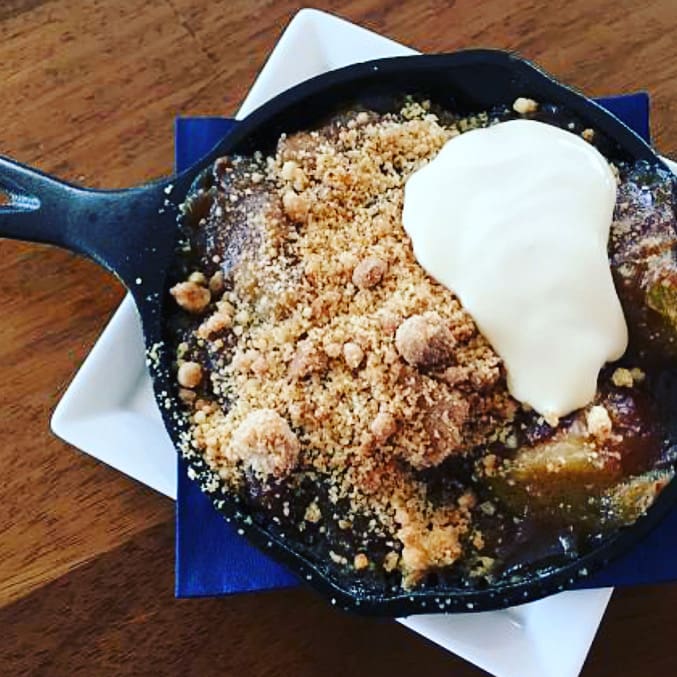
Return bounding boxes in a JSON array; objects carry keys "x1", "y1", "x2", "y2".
[{"x1": 151, "y1": 48, "x2": 677, "y2": 616}]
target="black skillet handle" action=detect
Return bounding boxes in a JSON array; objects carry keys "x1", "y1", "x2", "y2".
[{"x1": 0, "y1": 155, "x2": 176, "y2": 297}]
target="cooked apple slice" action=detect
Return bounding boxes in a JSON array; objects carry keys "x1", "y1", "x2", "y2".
[
  {"x1": 610, "y1": 162, "x2": 677, "y2": 362},
  {"x1": 485, "y1": 434, "x2": 622, "y2": 521},
  {"x1": 601, "y1": 469, "x2": 674, "y2": 527}
]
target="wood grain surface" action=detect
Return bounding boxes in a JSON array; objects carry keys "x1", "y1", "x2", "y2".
[{"x1": 0, "y1": 1, "x2": 675, "y2": 675}]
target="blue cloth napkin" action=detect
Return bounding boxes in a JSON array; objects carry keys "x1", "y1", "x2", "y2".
[{"x1": 175, "y1": 94, "x2": 676, "y2": 598}]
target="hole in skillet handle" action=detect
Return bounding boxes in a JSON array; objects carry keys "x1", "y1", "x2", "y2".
[{"x1": 155, "y1": 50, "x2": 677, "y2": 617}]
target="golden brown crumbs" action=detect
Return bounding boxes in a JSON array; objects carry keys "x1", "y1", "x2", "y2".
[
  {"x1": 208, "y1": 270, "x2": 225, "y2": 295},
  {"x1": 288, "y1": 339, "x2": 327, "y2": 379},
  {"x1": 611, "y1": 367, "x2": 634, "y2": 388},
  {"x1": 586, "y1": 405, "x2": 613, "y2": 439},
  {"x1": 512, "y1": 97, "x2": 538, "y2": 114},
  {"x1": 370, "y1": 410, "x2": 398, "y2": 444},
  {"x1": 383, "y1": 551, "x2": 400, "y2": 572},
  {"x1": 395, "y1": 502, "x2": 470, "y2": 588},
  {"x1": 304, "y1": 501, "x2": 322, "y2": 524},
  {"x1": 329, "y1": 550, "x2": 348, "y2": 566},
  {"x1": 471, "y1": 531, "x2": 485, "y2": 550},
  {"x1": 188, "y1": 271, "x2": 207, "y2": 286},
  {"x1": 282, "y1": 189, "x2": 309, "y2": 223},
  {"x1": 581, "y1": 128, "x2": 595, "y2": 142},
  {"x1": 395, "y1": 312, "x2": 458, "y2": 369},
  {"x1": 178, "y1": 388, "x2": 197, "y2": 404},
  {"x1": 343, "y1": 341, "x2": 365, "y2": 369},
  {"x1": 352, "y1": 256, "x2": 388, "y2": 289},
  {"x1": 177, "y1": 361, "x2": 202, "y2": 389},
  {"x1": 197, "y1": 300, "x2": 233, "y2": 339},
  {"x1": 478, "y1": 501, "x2": 496, "y2": 516},
  {"x1": 482, "y1": 454, "x2": 498, "y2": 477},
  {"x1": 354, "y1": 553, "x2": 369, "y2": 570},
  {"x1": 323, "y1": 341, "x2": 342, "y2": 359},
  {"x1": 230, "y1": 409, "x2": 300, "y2": 480},
  {"x1": 175, "y1": 103, "x2": 519, "y2": 588},
  {"x1": 170, "y1": 280, "x2": 211, "y2": 314}
]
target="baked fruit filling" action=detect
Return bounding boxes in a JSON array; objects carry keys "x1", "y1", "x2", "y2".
[{"x1": 167, "y1": 99, "x2": 677, "y2": 591}]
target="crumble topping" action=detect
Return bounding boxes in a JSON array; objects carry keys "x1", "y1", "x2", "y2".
[
  {"x1": 512, "y1": 97, "x2": 538, "y2": 114},
  {"x1": 352, "y1": 256, "x2": 388, "y2": 289},
  {"x1": 168, "y1": 99, "x2": 675, "y2": 590},
  {"x1": 170, "y1": 280, "x2": 211, "y2": 314},
  {"x1": 586, "y1": 404, "x2": 613, "y2": 439},
  {"x1": 230, "y1": 409, "x2": 300, "y2": 480},
  {"x1": 172, "y1": 102, "x2": 515, "y2": 587},
  {"x1": 394, "y1": 312, "x2": 457, "y2": 368},
  {"x1": 177, "y1": 361, "x2": 202, "y2": 389},
  {"x1": 353, "y1": 553, "x2": 369, "y2": 570}
]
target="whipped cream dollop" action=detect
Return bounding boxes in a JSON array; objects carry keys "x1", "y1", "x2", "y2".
[{"x1": 402, "y1": 119, "x2": 628, "y2": 422}]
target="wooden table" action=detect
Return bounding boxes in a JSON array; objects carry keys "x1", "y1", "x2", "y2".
[{"x1": 0, "y1": 1, "x2": 675, "y2": 675}]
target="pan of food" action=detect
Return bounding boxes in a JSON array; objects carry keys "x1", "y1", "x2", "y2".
[{"x1": 1, "y1": 50, "x2": 675, "y2": 615}]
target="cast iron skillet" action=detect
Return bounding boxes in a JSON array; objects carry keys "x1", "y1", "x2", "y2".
[{"x1": 1, "y1": 50, "x2": 676, "y2": 616}]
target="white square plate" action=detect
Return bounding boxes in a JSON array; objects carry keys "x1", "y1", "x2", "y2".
[{"x1": 53, "y1": 8, "x2": 677, "y2": 677}]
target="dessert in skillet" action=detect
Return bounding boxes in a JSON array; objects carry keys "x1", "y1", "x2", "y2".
[{"x1": 167, "y1": 98, "x2": 676, "y2": 591}]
